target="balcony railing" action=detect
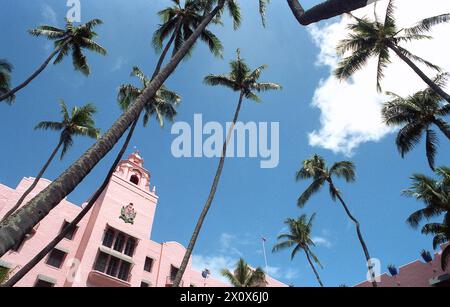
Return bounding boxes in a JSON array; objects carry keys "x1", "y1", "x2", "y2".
[{"x1": 88, "y1": 270, "x2": 132, "y2": 287}]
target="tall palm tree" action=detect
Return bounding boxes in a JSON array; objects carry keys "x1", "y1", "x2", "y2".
[
  {"x1": 118, "y1": 66, "x2": 181, "y2": 126},
  {"x1": 0, "y1": 100, "x2": 99, "y2": 223},
  {"x1": 0, "y1": 19, "x2": 107, "y2": 102},
  {"x1": 334, "y1": 0, "x2": 450, "y2": 103},
  {"x1": 2, "y1": 69, "x2": 182, "y2": 288},
  {"x1": 151, "y1": 0, "x2": 226, "y2": 75},
  {"x1": 287, "y1": 0, "x2": 382, "y2": 26},
  {"x1": 173, "y1": 49, "x2": 281, "y2": 286},
  {"x1": 297, "y1": 154, "x2": 377, "y2": 287},
  {"x1": 273, "y1": 213, "x2": 324, "y2": 287},
  {"x1": 0, "y1": 0, "x2": 273, "y2": 258},
  {"x1": 221, "y1": 258, "x2": 267, "y2": 287},
  {"x1": 403, "y1": 167, "x2": 450, "y2": 270},
  {"x1": 382, "y1": 73, "x2": 450, "y2": 170},
  {"x1": 0, "y1": 59, "x2": 14, "y2": 104}
]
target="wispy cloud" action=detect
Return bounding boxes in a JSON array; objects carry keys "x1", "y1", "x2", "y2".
[
  {"x1": 41, "y1": 4, "x2": 58, "y2": 25},
  {"x1": 312, "y1": 236, "x2": 332, "y2": 249},
  {"x1": 111, "y1": 56, "x2": 128, "y2": 72},
  {"x1": 307, "y1": 0, "x2": 450, "y2": 156}
]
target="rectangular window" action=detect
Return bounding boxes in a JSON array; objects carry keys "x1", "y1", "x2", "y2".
[
  {"x1": 106, "y1": 257, "x2": 119, "y2": 277},
  {"x1": 144, "y1": 257, "x2": 154, "y2": 273},
  {"x1": 102, "y1": 228, "x2": 115, "y2": 248},
  {"x1": 117, "y1": 262, "x2": 131, "y2": 281},
  {"x1": 113, "y1": 233, "x2": 125, "y2": 253},
  {"x1": 140, "y1": 281, "x2": 150, "y2": 287},
  {"x1": 124, "y1": 238, "x2": 136, "y2": 257},
  {"x1": 170, "y1": 265, "x2": 179, "y2": 281},
  {"x1": 34, "y1": 279, "x2": 55, "y2": 287},
  {"x1": 61, "y1": 221, "x2": 78, "y2": 241},
  {"x1": 46, "y1": 249, "x2": 67, "y2": 269},
  {"x1": 93, "y1": 252, "x2": 109, "y2": 272}
]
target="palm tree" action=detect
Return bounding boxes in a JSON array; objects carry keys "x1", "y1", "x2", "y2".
[
  {"x1": 0, "y1": 19, "x2": 107, "y2": 102},
  {"x1": 334, "y1": 0, "x2": 450, "y2": 103},
  {"x1": 151, "y1": 0, "x2": 227, "y2": 75},
  {"x1": 297, "y1": 154, "x2": 377, "y2": 287},
  {"x1": 0, "y1": 59, "x2": 14, "y2": 104},
  {"x1": 118, "y1": 66, "x2": 181, "y2": 126},
  {"x1": 0, "y1": 0, "x2": 271, "y2": 258},
  {"x1": 0, "y1": 100, "x2": 99, "y2": 223},
  {"x1": 273, "y1": 213, "x2": 324, "y2": 287},
  {"x1": 382, "y1": 73, "x2": 450, "y2": 170},
  {"x1": 221, "y1": 258, "x2": 267, "y2": 287},
  {"x1": 2, "y1": 69, "x2": 181, "y2": 288},
  {"x1": 287, "y1": 0, "x2": 383, "y2": 26},
  {"x1": 403, "y1": 167, "x2": 450, "y2": 270},
  {"x1": 173, "y1": 49, "x2": 281, "y2": 286}
]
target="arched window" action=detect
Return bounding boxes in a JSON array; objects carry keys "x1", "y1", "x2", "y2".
[{"x1": 130, "y1": 174, "x2": 139, "y2": 185}]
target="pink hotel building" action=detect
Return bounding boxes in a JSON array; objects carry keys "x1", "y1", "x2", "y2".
[{"x1": 0, "y1": 151, "x2": 286, "y2": 287}]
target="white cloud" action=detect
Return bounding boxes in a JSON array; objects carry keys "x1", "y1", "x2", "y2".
[
  {"x1": 111, "y1": 56, "x2": 128, "y2": 72},
  {"x1": 307, "y1": 0, "x2": 450, "y2": 156},
  {"x1": 41, "y1": 4, "x2": 58, "y2": 25},
  {"x1": 312, "y1": 236, "x2": 333, "y2": 248},
  {"x1": 192, "y1": 254, "x2": 235, "y2": 285}
]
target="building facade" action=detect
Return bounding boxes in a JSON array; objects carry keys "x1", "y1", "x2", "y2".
[
  {"x1": 355, "y1": 245, "x2": 450, "y2": 287},
  {"x1": 0, "y1": 151, "x2": 286, "y2": 287}
]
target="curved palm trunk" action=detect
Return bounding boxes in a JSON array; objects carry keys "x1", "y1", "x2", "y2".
[
  {"x1": 2, "y1": 21, "x2": 182, "y2": 286},
  {"x1": 2, "y1": 118, "x2": 139, "y2": 288},
  {"x1": 287, "y1": 0, "x2": 379, "y2": 26},
  {"x1": 152, "y1": 21, "x2": 182, "y2": 80},
  {"x1": 173, "y1": 92, "x2": 245, "y2": 287},
  {"x1": 1, "y1": 139, "x2": 63, "y2": 223},
  {"x1": 0, "y1": 0, "x2": 226, "y2": 257},
  {"x1": 304, "y1": 248, "x2": 324, "y2": 287},
  {"x1": 329, "y1": 180, "x2": 378, "y2": 287},
  {"x1": 388, "y1": 43, "x2": 450, "y2": 104},
  {"x1": 0, "y1": 40, "x2": 71, "y2": 102}
]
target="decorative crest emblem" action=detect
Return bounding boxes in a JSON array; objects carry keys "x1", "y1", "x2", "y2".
[{"x1": 120, "y1": 203, "x2": 137, "y2": 224}]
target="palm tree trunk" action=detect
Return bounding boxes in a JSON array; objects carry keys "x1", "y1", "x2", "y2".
[
  {"x1": 304, "y1": 248, "x2": 324, "y2": 287},
  {"x1": 0, "y1": 0, "x2": 226, "y2": 257},
  {"x1": 1, "y1": 19, "x2": 184, "y2": 286},
  {"x1": 152, "y1": 21, "x2": 182, "y2": 80},
  {"x1": 388, "y1": 43, "x2": 450, "y2": 104},
  {"x1": 1, "y1": 118, "x2": 139, "y2": 287},
  {"x1": 329, "y1": 180, "x2": 378, "y2": 287},
  {"x1": 173, "y1": 92, "x2": 245, "y2": 287},
  {"x1": 1, "y1": 138, "x2": 63, "y2": 223},
  {"x1": 0, "y1": 40, "x2": 71, "y2": 102},
  {"x1": 287, "y1": 0, "x2": 378, "y2": 26}
]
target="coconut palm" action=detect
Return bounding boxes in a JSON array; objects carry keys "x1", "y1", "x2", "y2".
[
  {"x1": 382, "y1": 73, "x2": 450, "y2": 170},
  {"x1": 403, "y1": 167, "x2": 450, "y2": 270},
  {"x1": 152, "y1": 0, "x2": 225, "y2": 70},
  {"x1": 0, "y1": 19, "x2": 107, "y2": 102},
  {"x1": 0, "y1": 100, "x2": 100, "y2": 223},
  {"x1": 297, "y1": 154, "x2": 377, "y2": 287},
  {"x1": 221, "y1": 258, "x2": 267, "y2": 287},
  {"x1": 334, "y1": 0, "x2": 450, "y2": 103},
  {"x1": 273, "y1": 213, "x2": 324, "y2": 287},
  {"x1": 173, "y1": 49, "x2": 281, "y2": 286},
  {"x1": 118, "y1": 66, "x2": 181, "y2": 126},
  {"x1": 287, "y1": 0, "x2": 382, "y2": 26},
  {"x1": 0, "y1": 0, "x2": 277, "y2": 258},
  {"x1": 0, "y1": 59, "x2": 14, "y2": 104}
]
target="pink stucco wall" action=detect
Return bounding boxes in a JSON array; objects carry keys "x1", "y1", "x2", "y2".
[
  {"x1": 355, "y1": 245, "x2": 450, "y2": 287},
  {"x1": 0, "y1": 151, "x2": 286, "y2": 287}
]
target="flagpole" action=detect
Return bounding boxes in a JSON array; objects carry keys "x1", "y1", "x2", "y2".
[{"x1": 261, "y1": 237, "x2": 268, "y2": 273}]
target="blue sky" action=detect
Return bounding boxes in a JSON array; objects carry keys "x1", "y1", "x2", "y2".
[{"x1": 1, "y1": 0, "x2": 449, "y2": 286}]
